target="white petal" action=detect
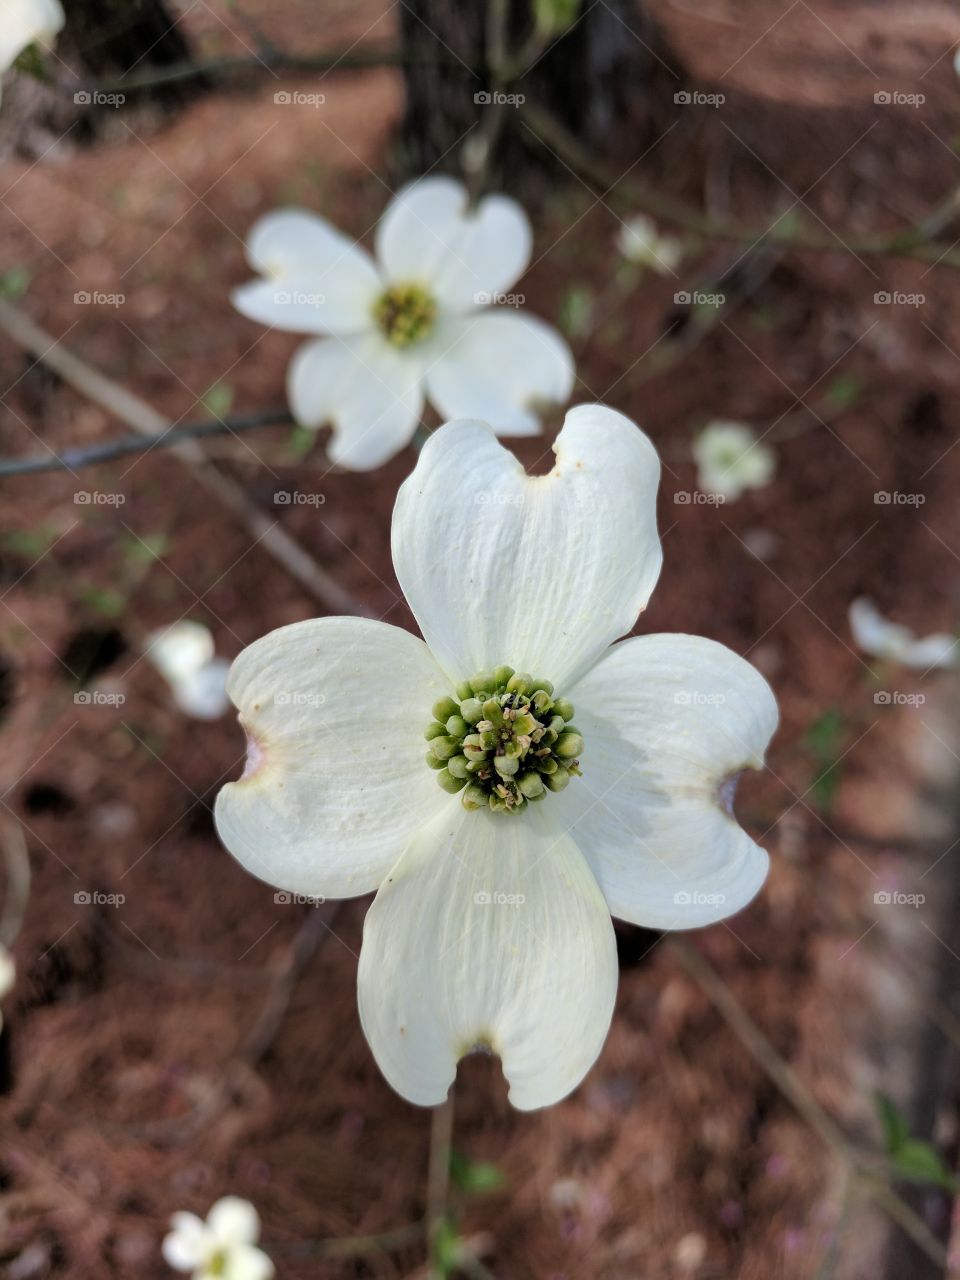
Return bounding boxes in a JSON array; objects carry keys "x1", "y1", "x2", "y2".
[
  {"x1": 171, "y1": 658, "x2": 232, "y2": 721},
  {"x1": 146, "y1": 621, "x2": 215, "y2": 683},
  {"x1": 0, "y1": 0, "x2": 64, "y2": 71},
  {"x1": 552, "y1": 634, "x2": 778, "y2": 929},
  {"x1": 358, "y1": 804, "x2": 617, "y2": 1111},
  {"x1": 392, "y1": 405, "x2": 662, "y2": 690},
  {"x1": 162, "y1": 1214, "x2": 210, "y2": 1271},
  {"x1": 375, "y1": 176, "x2": 532, "y2": 311},
  {"x1": 215, "y1": 618, "x2": 451, "y2": 899},
  {"x1": 424, "y1": 311, "x2": 574, "y2": 435},
  {"x1": 207, "y1": 1197, "x2": 260, "y2": 1247},
  {"x1": 232, "y1": 209, "x2": 382, "y2": 335},
  {"x1": 287, "y1": 334, "x2": 423, "y2": 470},
  {"x1": 223, "y1": 1245, "x2": 275, "y2": 1280},
  {"x1": 0, "y1": 945, "x2": 15, "y2": 1000},
  {"x1": 849, "y1": 597, "x2": 956, "y2": 669}
]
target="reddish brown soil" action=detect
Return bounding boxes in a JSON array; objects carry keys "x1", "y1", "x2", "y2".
[{"x1": 2, "y1": 2, "x2": 960, "y2": 1278}]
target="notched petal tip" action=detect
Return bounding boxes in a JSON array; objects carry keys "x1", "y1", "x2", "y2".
[{"x1": 239, "y1": 717, "x2": 267, "y2": 781}]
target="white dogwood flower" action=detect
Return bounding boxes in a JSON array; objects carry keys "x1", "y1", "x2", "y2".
[
  {"x1": 162, "y1": 1197, "x2": 273, "y2": 1280},
  {"x1": 693, "y1": 420, "x2": 775, "y2": 501},
  {"x1": 849, "y1": 598, "x2": 957, "y2": 670},
  {"x1": 616, "y1": 214, "x2": 683, "y2": 273},
  {"x1": 215, "y1": 405, "x2": 778, "y2": 1110},
  {"x1": 0, "y1": 945, "x2": 14, "y2": 1033},
  {"x1": 0, "y1": 0, "x2": 64, "y2": 100},
  {"x1": 232, "y1": 176, "x2": 575, "y2": 470},
  {"x1": 146, "y1": 621, "x2": 231, "y2": 720}
]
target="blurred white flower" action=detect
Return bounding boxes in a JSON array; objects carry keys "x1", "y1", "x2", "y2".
[
  {"x1": 0, "y1": 0, "x2": 64, "y2": 100},
  {"x1": 616, "y1": 214, "x2": 683, "y2": 273},
  {"x1": 849, "y1": 598, "x2": 957, "y2": 669},
  {"x1": 693, "y1": 420, "x2": 775, "y2": 501},
  {"x1": 215, "y1": 404, "x2": 777, "y2": 1110},
  {"x1": 232, "y1": 176, "x2": 575, "y2": 470},
  {"x1": 954, "y1": 46, "x2": 960, "y2": 78},
  {"x1": 162, "y1": 1197, "x2": 273, "y2": 1280},
  {"x1": 0, "y1": 944, "x2": 15, "y2": 1033},
  {"x1": 146, "y1": 622, "x2": 231, "y2": 721}
]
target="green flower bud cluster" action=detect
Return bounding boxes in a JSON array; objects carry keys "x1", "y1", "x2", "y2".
[
  {"x1": 423, "y1": 666, "x2": 584, "y2": 814},
  {"x1": 373, "y1": 282, "x2": 437, "y2": 347}
]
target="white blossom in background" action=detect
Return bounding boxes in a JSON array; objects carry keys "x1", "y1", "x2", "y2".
[
  {"x1": 954, "y1": 46, "x2": 960, "y2": 78},
  {"x1": 0, "y1": 945, "x2": 15, "y2": 1033},
  {"x1": 849, "y1": 598, "x2": 957, "y2": 669},
  {"x1": 232, "y1": 176, "x2": 576, "y2": 470},
  {"x1": 0, "y1": 0, "x2": 64, "y2": 101},
  {"x1": 214, "y1": 405, "x2": 778, "y2": 1110},
  {"x1": 146, "y1": 622, "x2": 231, "y2": 721},
  {"x1": 616, "y1": 214, "x2": 684, "y2": 274},
  {"x1": 162, "y1": 1197, "x2": 273, "y2": 1280},
  {"x1": 693, "y1": 420, "x2": 775, "y2": 501}
]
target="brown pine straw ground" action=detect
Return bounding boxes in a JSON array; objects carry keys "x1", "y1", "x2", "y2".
[{"x1": 3, "y1": 1, "x2": 960, "y2": 1277}]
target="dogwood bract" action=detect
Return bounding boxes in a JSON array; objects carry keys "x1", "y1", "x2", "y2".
[
  {"x1": 232, "y1": 176, "x2": 575, "y2": 470},
  {"x1": 0, "y1": 944, "x2": 14, "y2": 1033},
  {"x1": 215, "y1": 405, "x2": 778, "y2": 1109},
  {"x1": 616, "y1": 214, "x2": 683, "y2": 274},
  {"x1": 162, "y1": 1197, "x2": 273, "y2": 1280},
  {"x1": 0, "y1": 0, "x2": 64, "y2": 102},
  {"x1": 693, "y1": 420, "x2": 775, "y2": 501},
  {"x1": 849, "y1": 598, "x2": 957, "y2": 670}
]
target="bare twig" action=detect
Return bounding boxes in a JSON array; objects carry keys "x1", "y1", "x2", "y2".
[
  {"x1": 0, "y1": 821, "x2": 31, "y2": 948},
  {"x1": 520, "y1": 102, "x2": 960, "y2": 270},
  {"x1": 426, "y1": 1091, "x2": 456, "y2": 1276},
  {"x1": 0, "y1": 409, "x2": 292, "y2": 477},
  {"x1": 670, "y1": 937, "x2": 948, "y2": 1267},
  {"x1": 0, "y1": 301, "x2": 371, "y2": 617}
]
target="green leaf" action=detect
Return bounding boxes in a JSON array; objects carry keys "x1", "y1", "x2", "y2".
[
  {"x1": 78, "y1": 586, "x2": 125, "y2": 617},
  {"x1": 0, "y1": 267, "x2": 31, "y2": 299},
  {"x1": 200, "y1": 382, "x2": 234, "y2": 420},
  {"x1": 893, "y1": 1140, "x2": 956, "y2": 1190},
  {"x1": 450, "y1": 1150, "x2": 506, "y2": 1194},
  {"x1": 558, "y1": 285, "x2": 594, "y2": 340},
  {"x1": 804, "y1": 708, "x2": 844, "y2": 811},
  {"x1": 875, "y1": 1092, "x2": 908, "y2": 1155},
  {"x1": 121, "y1": 532, "x2": 170, "y2": 566},
  {"x1": 286, "y1": 425, "x2": 317, "y2": 461},
  {"x1": 431, "y1": 1216, "x2": 461, "y2": 1278},
  {"x1": 534, "y1": 0, "x2": 581, "y2": 35},
  {"x1": 823, "y1": 374, "x2": 862, "y2": 412}
]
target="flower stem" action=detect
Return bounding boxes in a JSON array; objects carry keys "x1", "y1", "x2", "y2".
[{"x1": 426, "y1": 1089, "x2": 455, "y2": 1276}]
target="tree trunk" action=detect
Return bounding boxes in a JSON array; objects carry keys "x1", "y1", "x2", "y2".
[{"x1": 396, "y1": 0, "x2": 683, "y2": 186}]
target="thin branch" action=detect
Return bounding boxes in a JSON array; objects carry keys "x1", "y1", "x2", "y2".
[
  {"x1": 670, "y1": 937, "x2": 948, "y2": 1268},
  {"x1": 521, "y1": 102, "x2": 960, "y2": 270},
  {"x1": 0, "y1": 821, "x2": 31, "y2": 949},
  {"x1": 426, "y1": 1091, "x2": 455, "y2": 1276},
  {"x1": 0, "y1": 301, "x2": 371, "y2": 618},
  {"x1": 0, "y1": 409, "x2": 292, "y2": 477},
  {"x1": 87, "y1": 45, "x2": 459, "y2": 95}
]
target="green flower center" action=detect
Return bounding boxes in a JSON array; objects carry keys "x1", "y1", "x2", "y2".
[
  {"x1": 424, "y1": 666, "x2": 583, "y2": 815},
  {"x1": 207, "y1": 1250, "x2": 228, "y2": 1277},
  {"x1": 373, "y1": 282, "x2": 437, "y2": 347}
]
